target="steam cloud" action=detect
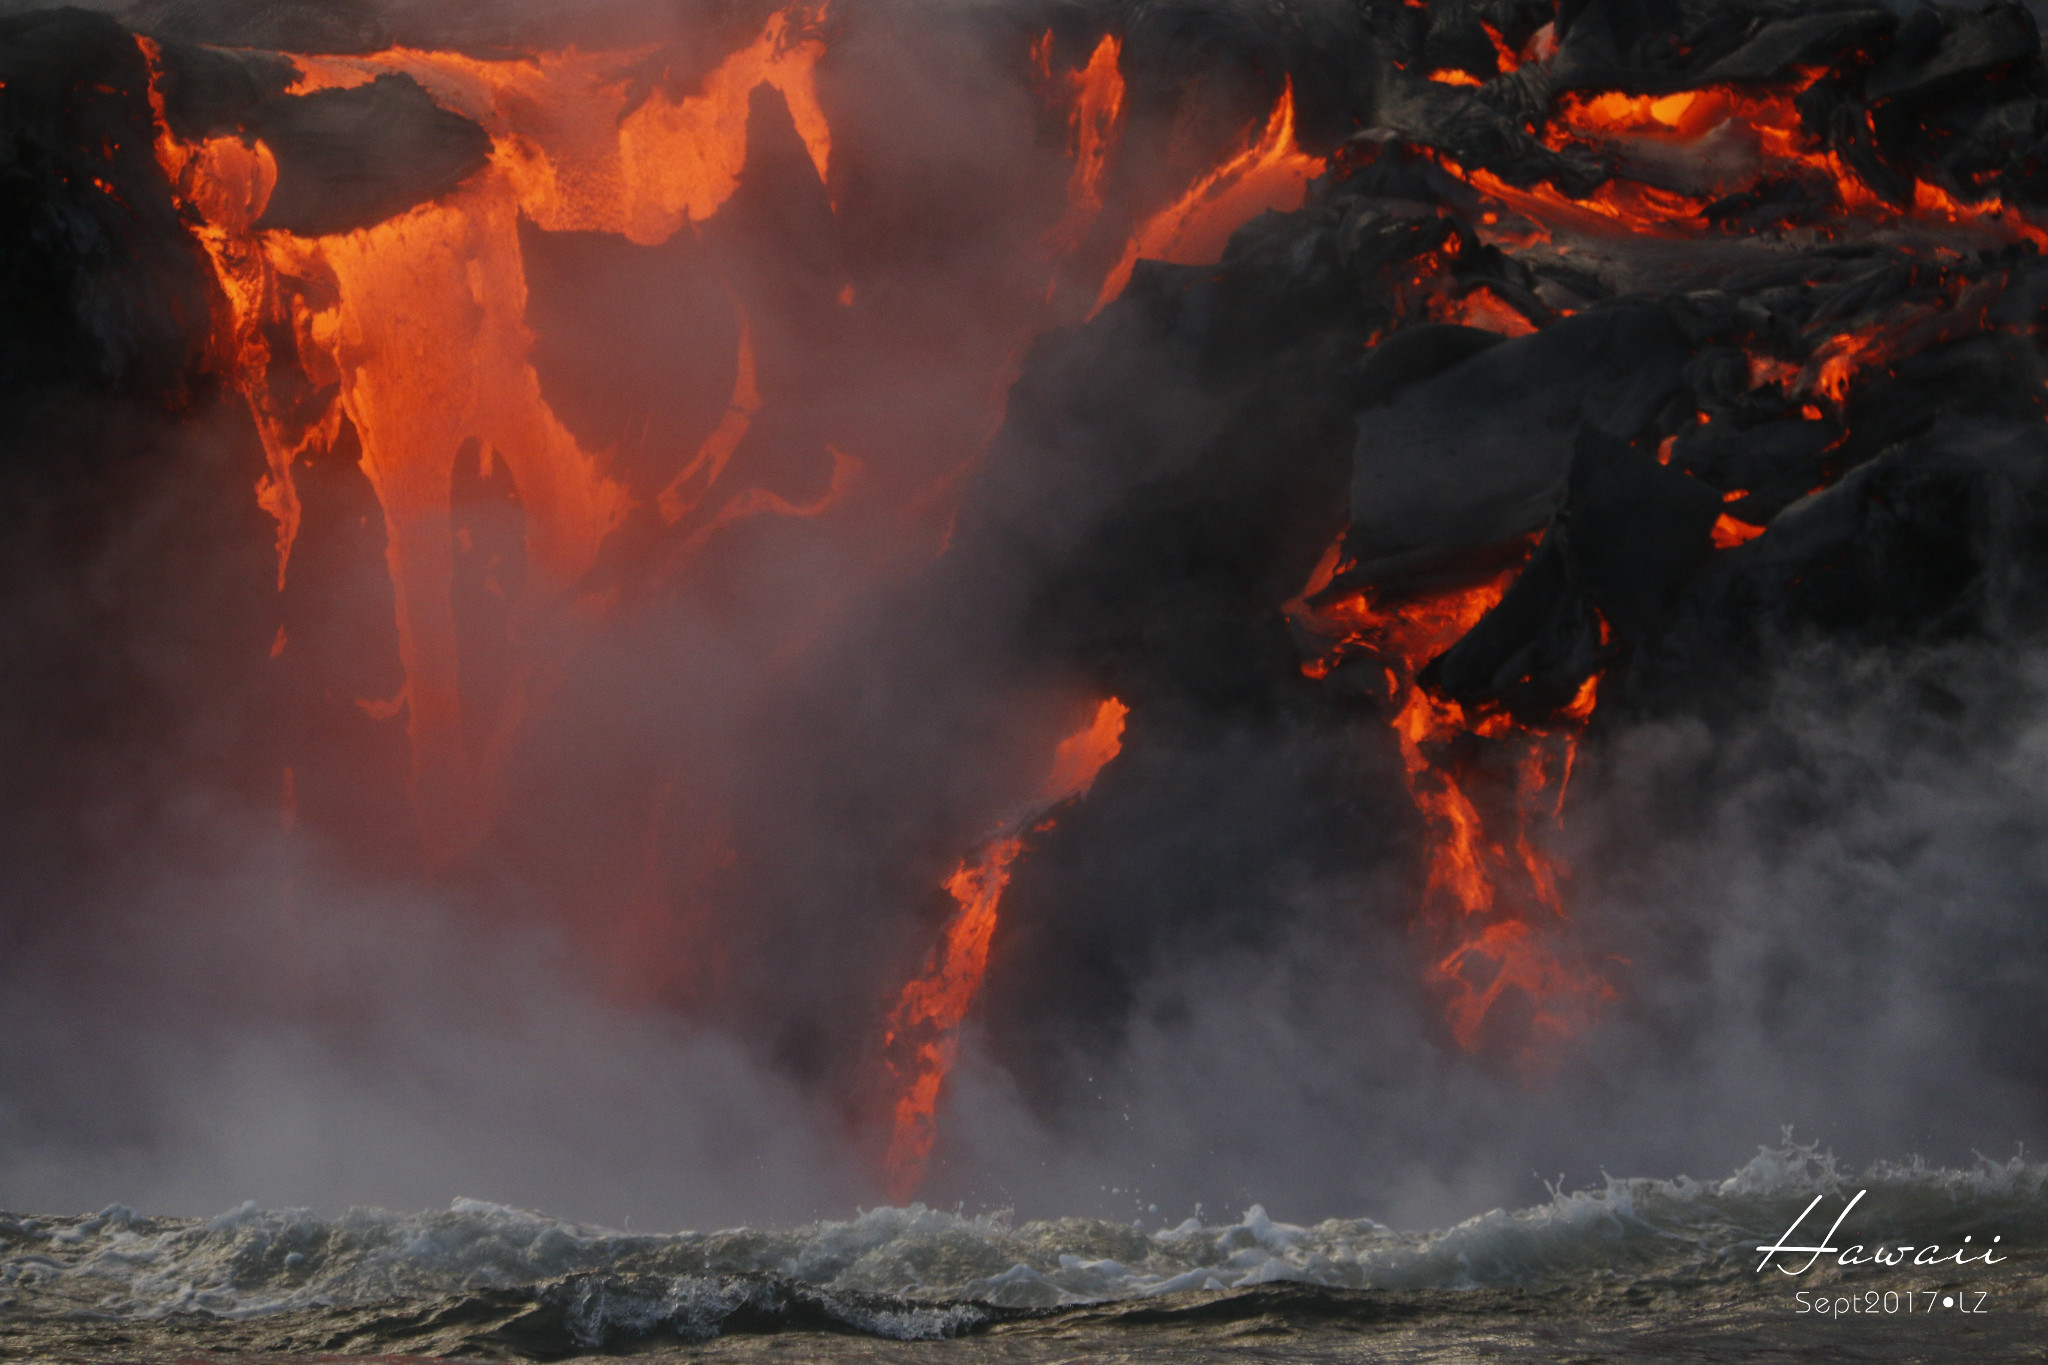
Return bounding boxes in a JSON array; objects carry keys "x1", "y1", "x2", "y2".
[{"x1": 0, "y1": 0, "x2": 2043, "y2": 1240}]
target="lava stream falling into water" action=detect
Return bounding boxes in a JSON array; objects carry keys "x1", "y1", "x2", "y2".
[
  {"x1": 1091, "y1": 80, "x2": 1323, "y2": 316},
  {"x1": 143, "y1": 10, "x2": 834, "y2": 861},
  {"x1": 881, "y1": 697, "x2": 1128, "y2": 1201},
  {"x1": 1293, "y1": 548, "x2": 1613, "y2": 1058}
]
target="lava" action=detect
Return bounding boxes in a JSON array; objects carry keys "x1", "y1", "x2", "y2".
[
  {"x1": 1092, "y1": 80, "x2": 1323, "y2": 315},
  {"x1": 1712, "y1": 514, "x2": 1768, "y2": 550},
  {"x1": 284, "y1": 10, "x2": 830, "y2": 245},
  {"x1": 1048, "y1": 33, "x2": 1130, "y2": 235},
  {"x1": 1293, "y1": 552, "x2": 1613, "y2": 1057},
  {"x1": 659, "y1": 313, "x2": 761, "y2": 529},
  {"x1": 145, "y1": 10, "x2": 832, "y2": 861},
  {"x1": 1027, "y1": 29, "x2": 1128, "y2": 313},
  {"x1": 129, "y1": 0, "x2": 2039, "y2": 1176},
  {"x1": 1446, "y1": 66, "x2": 2048, "y2": 251},
  {"x1": 1433, "y1": 285, "x2": 1538, "y2": 337},
  {"x1": 881, "y1": 697, "x2": 1127, "y2": 1200}
]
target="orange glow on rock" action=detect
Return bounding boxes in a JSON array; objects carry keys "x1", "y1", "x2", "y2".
[
  {"x1": 1712, "y1": 514, "x2": 1768, "y2": 549},
  {"x1": 1092, "y1": 80, "x2": 1324, "y2": 315},
  {"x1": 1440, "y1": 71, "x2": 2048, "y2": 252},
  {"x1": 1434, "y1": 286, "x2": 1537, "y2": 336},
  {"x1": 1296, "y1": 559, "x2": 1614, "y2": 1056}
]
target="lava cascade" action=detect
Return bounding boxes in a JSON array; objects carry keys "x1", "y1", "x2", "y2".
[
  {"x1": 1036, "y1": 32, "x2": 1126, "y2": 256},
  {"x1": 1289, "y1": 547, "x2": 1610, "y2": 1057},
  {"x1": 145, "y1": 11, "x2": 836, "y2": 862},
  {"x1": 881, "y1": 697, "x2": 1127, "y2": 1201},
  {"x1": 118, "y1": 0, "x2": 2048, "y2": 1199},
  {"x1": 1292, "y1": 23, "x2": 2048, "y2": 1056},
  {"x1": 138, "y1": 3, "x2": 1326, "y2": 1199}
]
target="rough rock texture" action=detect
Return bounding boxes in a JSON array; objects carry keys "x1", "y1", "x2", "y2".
[
  {"x1": 126, "y1": 0, "x2": 390, "y2": 54},
  {"x1": 248, "y1": 73, "x2": 494, "y2": 236}
]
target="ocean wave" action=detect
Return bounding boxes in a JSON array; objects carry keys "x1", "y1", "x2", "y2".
[{"x1": 2, "y1": 1139, "x2": 2040, "y2": 1346}]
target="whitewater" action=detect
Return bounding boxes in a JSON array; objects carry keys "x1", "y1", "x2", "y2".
[{"x1": 3, "y1": 1139, "x2": 2042, "y2": 1354}]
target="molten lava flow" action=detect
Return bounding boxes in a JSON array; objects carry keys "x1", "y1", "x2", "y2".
[
  {"x1": 659, "y1": 314, "x2": 761, "y2": 527},
  {"x1": 881, "y1": 697, "x2": 1128, "y2": 1200},
  {"x1": 1710, "y1": 482, "x2": 1774, "y2": 551},
  {"x1": 880, "y1": 834, "x2": 1023, "y2": 1203},
  {"x1": 663, "y1": 443, "x2": 863, "y2": 575},
  {"x1": 1034, "y1": 32, "x2": 1126, "y2": 283},
  {"x1": 1712, "y1": 514, "x2": 1768, "y2": 549},
  {"x1": 1058, "y1": 35, "x2": 1125, "y2": 221},
  {"x1": 1445, "y1": 68, "x2": 2048, "y2": 249},
  {"x1": 285, "y1": 9, "x2": 830, "y2": 245},
  {"x1": 1425, "y1": 63, "x2": 2048, "y2": 473},
  {"x1": 1296, "y1": 558, "x2": 1613, "y2": 1056},
  {"x1": 1091, "y1": 81, "x2": 1324, "y2": 315},
  {"x1": 144, "y1": 9, "x2": 836, "y2": 861},
  {"x1": 1040, "y1": 696, "x2": 1130, "y2": 800},
  {"x1": 1481, "y1": 20, "x2": 1531, "y2": 74}
]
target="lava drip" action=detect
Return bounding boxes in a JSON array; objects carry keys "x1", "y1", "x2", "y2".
[
  {"x1": 1036, "y1": 32, "x2": 1125, "y2": 257},
  {"x1": 1291, "y1": 548, "x2": 1613, "y2": 1058},
  {"x1": 881, "y1": 697, "x2": 1128, "y2": 1200}
]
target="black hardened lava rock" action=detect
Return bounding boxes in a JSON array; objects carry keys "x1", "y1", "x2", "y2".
[
  {"x1": 248, "y1": 75, "x2": 494, "y2": 236},
  {"x1": 126, "y1": 0, "x2": 391, "y2": 54},
  {"x1": 7, "y1": 0, "x2": 2048, "y2": 1129},
  {"x1": 146, "y1": 38, "x2": 299, "y2": 143},
  {"x1": 0, "y1": 10, "x2": 278, "y2": 977},
  {"x1": 0, "y1": 6, "x2": 211, "y2": 401},
  {"x1": 945, "y1": 1, "x2": 2048, "y2": 1091}
]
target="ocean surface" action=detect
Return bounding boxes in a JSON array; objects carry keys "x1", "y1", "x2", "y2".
[{"x1": 4, "y1": 1141, "x2": 2044, "y2": 1361}]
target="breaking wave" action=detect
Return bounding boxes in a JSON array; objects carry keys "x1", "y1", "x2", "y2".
[{"x1": 3, "y1": 1140, "x2": 2042, "y2": 1349}]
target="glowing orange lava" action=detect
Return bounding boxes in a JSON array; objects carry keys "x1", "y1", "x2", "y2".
[
  {"x1": 1480, "y1": 20, "x2": 1527, "y2": 73},
  {"x1": 1433, "y1": 285, "x2": 1538, "y2": 336},
  {"x1": 881, "y1": 697, "x2": 1128, "y2": 1200},
  {"x1": 660, "y1": 313, "x2": 761, "y2": 528},
  {"x1": 144, "y1": 10, "x2": 833, "y2": 862},
  {"x1": 1296, "y1": 559, "x2": 1614, "y2": 1055},
  {"x1": 285, "y1": 10, "x2": 830, "y2": 245},
  {"x1": 1712, "y1": 514, "x2": 1768, "y2": 549},
  {"x1": 1059, "y1": 36, "x2": 1125, "y2": 220},
  {"x1": 1033, "y1": 31, "x2": 1127, "y2": 285},
  {"x1": 1092, "y1": 80, "x2": 1324, "y2": 315},
  {"x1": 1443, "y1": 70, "x2": 2048, "y2": 250}
]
